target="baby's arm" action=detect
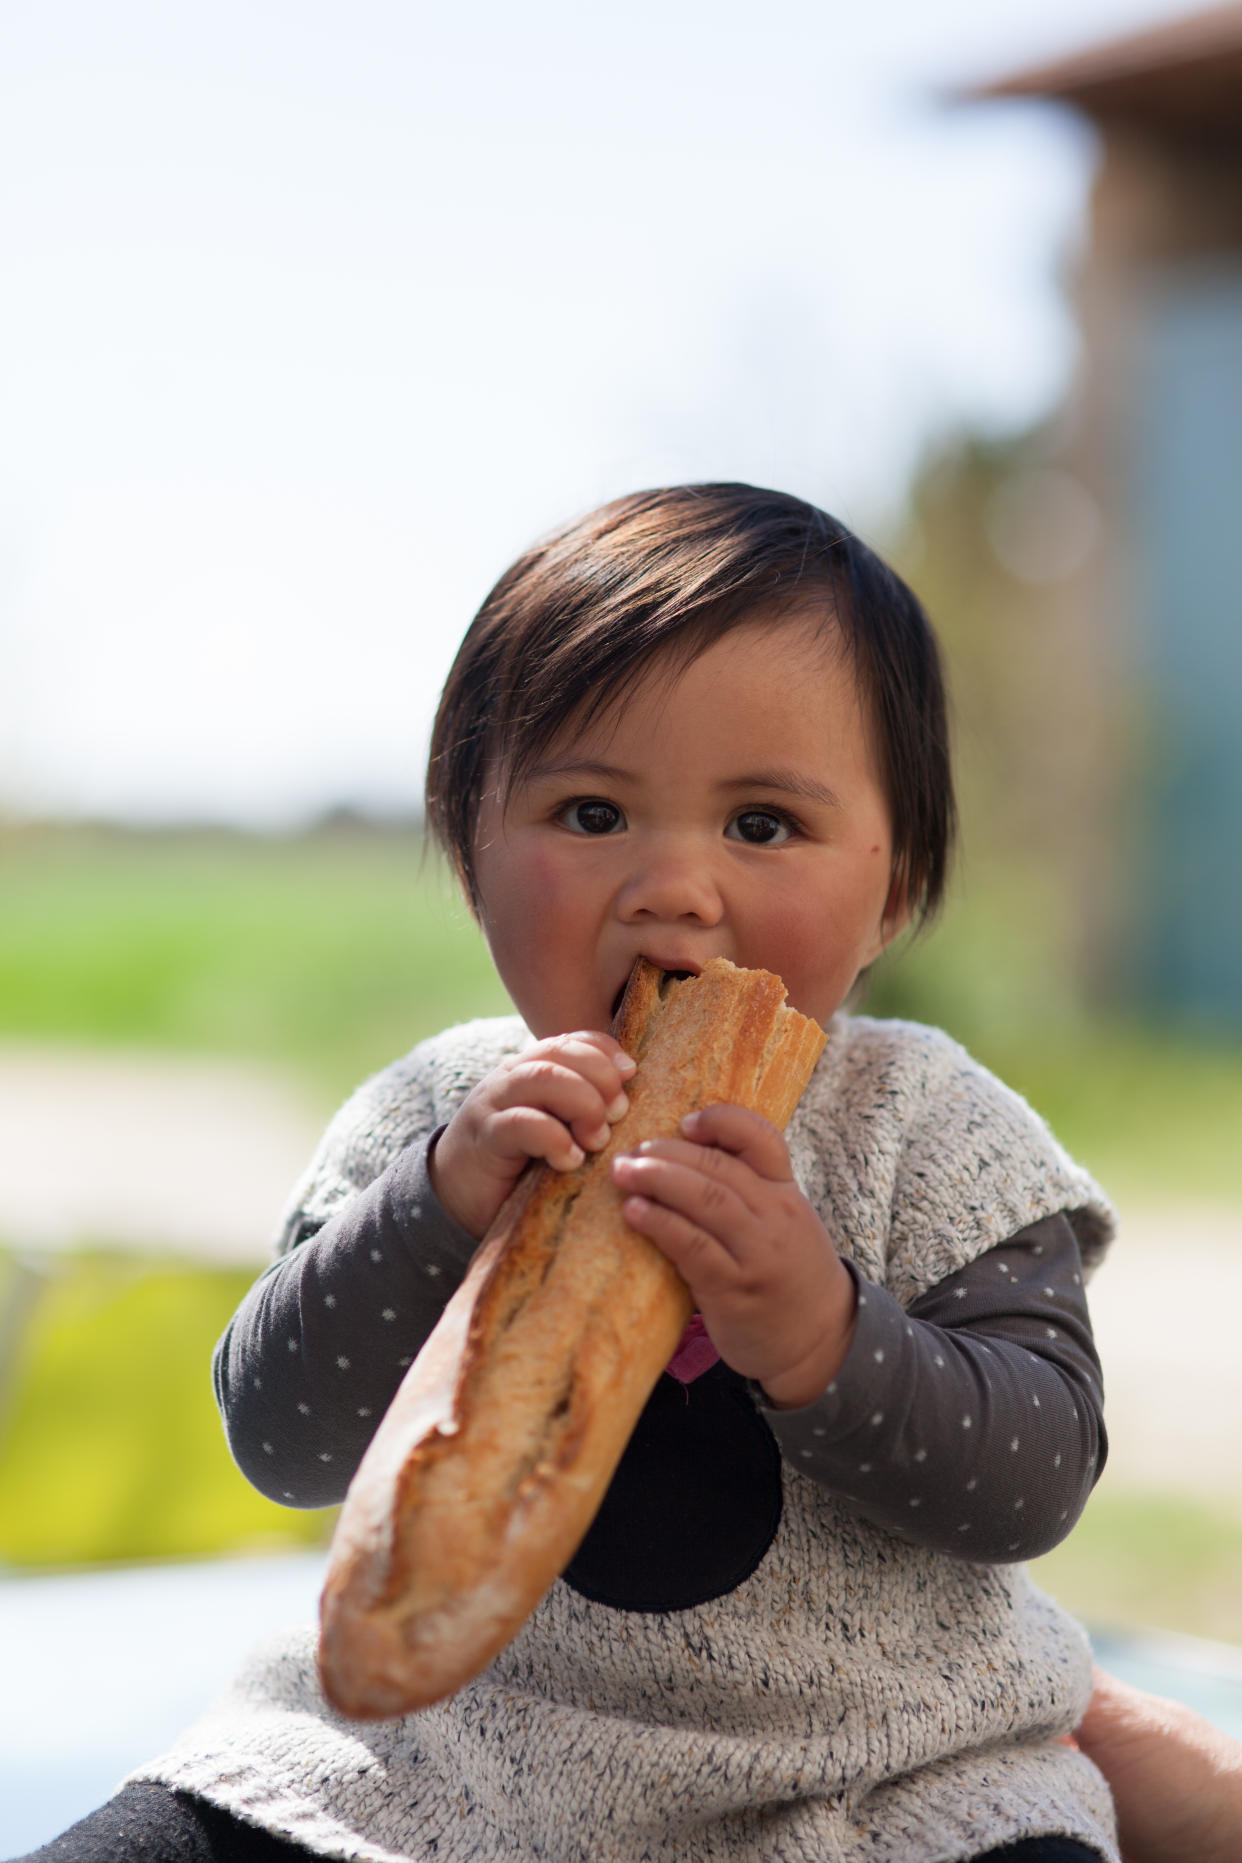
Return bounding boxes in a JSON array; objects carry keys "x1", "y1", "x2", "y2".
[
  {"x1": 757, "y1": 1212, "x2": 1106, "y2": 1561},
  {"x1": 1074, "y1": 1665, "x2": 1242, "y2": 1863},
  {"x1": 213, "y1": 1136, "x2": 481, "y2": 1507},
  {"x1": 216, "y1": 1031, "x2": 635, "y2": 1509}
]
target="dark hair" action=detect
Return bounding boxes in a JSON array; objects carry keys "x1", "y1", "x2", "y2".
[{"x1": 427, "y1": 482, "x2": 954, "y2": 925}]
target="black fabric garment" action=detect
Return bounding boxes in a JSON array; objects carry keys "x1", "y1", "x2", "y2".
[
  {"x1": 7, "y1": 1782, "x2": 309, "y2": 1863},
  {"x1": 969, "y1": 1843, "x2": 1105, "y2": 1862},
  {"x1": 563, "y1": 1358, "x2": 783, "y2": 1609},
  {"x1": 8, "y1": 1782, "x2": 1107, "y2": 1863}
]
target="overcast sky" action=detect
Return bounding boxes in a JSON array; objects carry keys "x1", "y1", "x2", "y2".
[{"x1": 1, "y1": 0, "x2": 1197, "y2": 826}]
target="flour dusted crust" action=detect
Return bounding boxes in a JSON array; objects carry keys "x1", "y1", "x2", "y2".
[{"x1": 317, "y1": 958, "x2": 826, "y2": 1720}]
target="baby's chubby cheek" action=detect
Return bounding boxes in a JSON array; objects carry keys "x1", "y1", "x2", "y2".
[
  {"x1": 483, "y1": 844, "x2": 565, "y2": 922},
  {"x1": 770, "y1": 940, "x2": 835, "y2": 1021},
  {"x1": 520, "y1": 847, "x2": 584, "y2": 920},
  {"x1": 483, "y1": 845, "x2": 590, "y2": 975},
  {"x1": 527, "y1": 845, "x2": 565, "y2": 886},
  {"x1": 755, "y1": 908, "x2": 865, "y2": 1025}
]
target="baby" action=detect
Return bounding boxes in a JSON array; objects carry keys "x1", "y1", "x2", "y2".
[{"x1": 98, "y1": 485, "x2": 1120, "y2": 1861}]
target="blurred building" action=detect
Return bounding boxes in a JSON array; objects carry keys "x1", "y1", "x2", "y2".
[{"x1": 975, "y1": 3, "x2": 1242, "y2": 1030}]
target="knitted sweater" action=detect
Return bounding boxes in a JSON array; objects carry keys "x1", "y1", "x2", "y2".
[{"x1": 132, "y1": 1013, "x2": 1119, "y2": 1863}]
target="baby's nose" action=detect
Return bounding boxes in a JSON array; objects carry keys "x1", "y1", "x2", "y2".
[{"x1": 616, "y1": 842, "x2": 724, "y2": 924}]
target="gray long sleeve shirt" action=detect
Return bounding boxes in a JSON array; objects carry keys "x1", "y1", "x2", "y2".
[{"x1": 214, "y1": 1134, "x2": 1105, "y2": 1581}]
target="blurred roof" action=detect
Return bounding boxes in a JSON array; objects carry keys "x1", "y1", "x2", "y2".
[{"x1": 966, "y1": 3, "x2": 1242, "y2": 127}]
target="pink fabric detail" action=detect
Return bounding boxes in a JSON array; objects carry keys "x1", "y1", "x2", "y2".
[{"x1": 665, "y1": 1312, "x2": 720, "y2": 1384}]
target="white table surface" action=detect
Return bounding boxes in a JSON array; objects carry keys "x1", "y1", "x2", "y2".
[{"x1": 0, "y1": 1552, "x2": 326, "y2": 1857}]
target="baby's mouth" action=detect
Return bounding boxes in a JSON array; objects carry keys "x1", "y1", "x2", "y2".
[
  {"x1": 659, "y1": 968, "x2": 696, "y2": 993},
  {"x1": 609, "y1": 962, "x2": 696, "y2": 1022}
]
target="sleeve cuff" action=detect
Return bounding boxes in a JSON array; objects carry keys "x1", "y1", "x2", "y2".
[
  {"x1": 383, "y1": 1126, "x2": 483, "y2": 1277},
  {"x1": 750, "y1": 1260, "x2": 914, "y2": 1453}
]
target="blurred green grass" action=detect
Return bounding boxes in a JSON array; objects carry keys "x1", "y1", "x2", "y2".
[
  {"x1": 0, "y1": 819, "x2": 511, "y2": 1110},
  {"x1": 1032, "y1": 1487, "x2": 1242, "y2": 1647}
]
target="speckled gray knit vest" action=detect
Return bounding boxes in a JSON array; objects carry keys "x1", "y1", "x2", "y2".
[{"x1": 133, "y1": 1014, "x2": 1119, "y2": 1863}]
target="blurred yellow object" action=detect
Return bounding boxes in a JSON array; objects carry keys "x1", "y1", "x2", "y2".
[{"x1": 0, "y1": 1249, "x2": 334, "y2": 1567}]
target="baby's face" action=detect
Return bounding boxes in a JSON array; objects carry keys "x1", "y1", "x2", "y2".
[{"x1": 471, "y1": 611, "x2": 906, "y2": 1037}]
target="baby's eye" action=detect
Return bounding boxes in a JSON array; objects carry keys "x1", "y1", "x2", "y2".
[
  {"x1": 726, "y1": 809, "x2": 793, "y2": 846},
  {"x1": 561, "y1": 798, "x2": 626, "y2": 836}
]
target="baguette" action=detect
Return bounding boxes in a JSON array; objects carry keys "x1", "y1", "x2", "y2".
[{"x1": 317, "y1": 957, "x2": 826, "y2": 1719}]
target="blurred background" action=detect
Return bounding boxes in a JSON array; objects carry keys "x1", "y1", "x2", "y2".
[{"x1": 3, "y1": 0, "x2": 1242, "y2": 1848}]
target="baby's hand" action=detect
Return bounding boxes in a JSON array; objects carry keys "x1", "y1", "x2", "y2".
[
  {"x1": 611, "y1": 1105, "x2": 857, "y2": 1408},
  {"x1": 430, "y1": 1033, "x2": 636, "y2": 1240}
]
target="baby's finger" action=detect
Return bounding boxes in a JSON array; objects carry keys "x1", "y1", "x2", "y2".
[
  {"x1": 555, "y1": 1028, "x2": 638, "y2": 1076},
  {"x1": 619, "y1": 1192, "x2": 729, "y2": 1291},
  {"x1": 617, "y1": 1135, "x2": 765, "y2": 1217},
  {"x1": 532, "y1": 1035, "x2": 635, "y2": 1119},
  {"x1": 611, "y1": 1151, "x2": 752, "y2": 1253},
  {"x1": 486, "y1": 1105, "x2": 588, "y2": 1174},
  {"x1": 678, "y1": 1103, "x2": 794, "y2": 1182},
  {"x1": 493, "y1": 1059, "x2": 620, "y2": 1149}
]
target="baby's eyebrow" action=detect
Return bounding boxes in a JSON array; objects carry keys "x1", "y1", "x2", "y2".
[
  {"x1": 724, "y1": 768, "x2": 843, "y2": 810},
  {"x1": 525, "y1": 758, "x2": 633, "y2": 787}
]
